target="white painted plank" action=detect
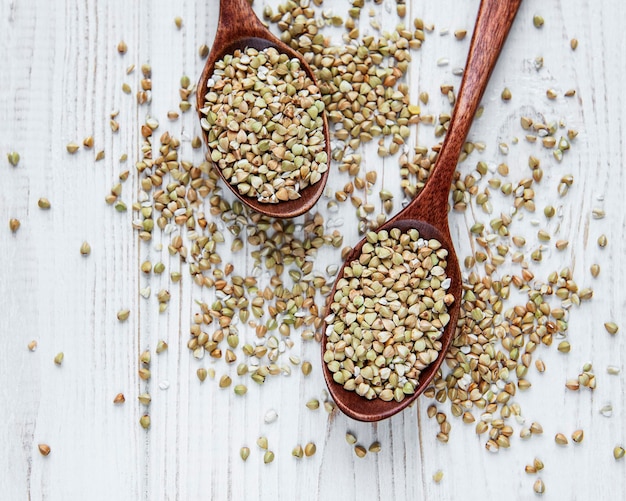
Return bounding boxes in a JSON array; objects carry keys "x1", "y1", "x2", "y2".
[{"x1": 0, "y1": 0, "x2": 624, "y2": 500}]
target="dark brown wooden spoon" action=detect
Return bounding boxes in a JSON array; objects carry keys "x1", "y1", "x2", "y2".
[
  {"x1": 321, "y1": 0, "x2": 523, "y2": 422},
  {"x1": 196, "y1": 0, "x2": 331, "y2": 219}
]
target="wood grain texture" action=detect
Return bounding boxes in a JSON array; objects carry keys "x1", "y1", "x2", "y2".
[
  {"x1": 406, "y1": 0, "x2": 522, "y2": 224},
  {"x1": 0, "y1": 0, "x2": 624, "y2": 500}
]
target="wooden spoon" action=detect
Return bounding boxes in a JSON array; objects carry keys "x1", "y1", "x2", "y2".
[
  {"x1": 321, "y1": 0, "x2": 523, "y2": 422},
  {"x1": 196, "y1": 0, "x2": 331, "y2": 219}
]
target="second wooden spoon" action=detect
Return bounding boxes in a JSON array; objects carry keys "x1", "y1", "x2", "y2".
[{"x1": 321, "y1": 0, "x2": 523, "y2": 422}]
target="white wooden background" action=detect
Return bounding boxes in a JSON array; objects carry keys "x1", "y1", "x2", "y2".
[{"x1": 1, "y1": 0, "x2": 624, "y2": 499}]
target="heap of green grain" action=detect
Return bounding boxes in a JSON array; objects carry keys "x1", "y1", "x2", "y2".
[
  {"x1": 324, "y1": 228, "x2": 453, "y2": 401},
  {"x1": 200, "y1": 46, "x2": 327, "y2": 203}
]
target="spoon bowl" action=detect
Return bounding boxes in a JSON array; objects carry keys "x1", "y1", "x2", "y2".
[
  {"x1": 196, "y1": 0, "x2": 330, "y2": 219},
  {"x1": 321, "y1": 0, "x2": 523, "y2": 422},
  {"x1": 323, "y1": 219, "x2": 462, "y2": 422}
]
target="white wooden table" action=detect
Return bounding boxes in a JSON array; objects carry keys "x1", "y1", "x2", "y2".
[{"x1": 1, "y1": 0, "x2": 624, "y2": 499}]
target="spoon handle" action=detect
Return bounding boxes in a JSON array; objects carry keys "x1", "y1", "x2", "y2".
[
  {"x1": 399, "y1": 0, "x2": 523, "y2": 227},
  {"x1": 214, "y1": 0, "x2": 272, "y2": 46}
]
